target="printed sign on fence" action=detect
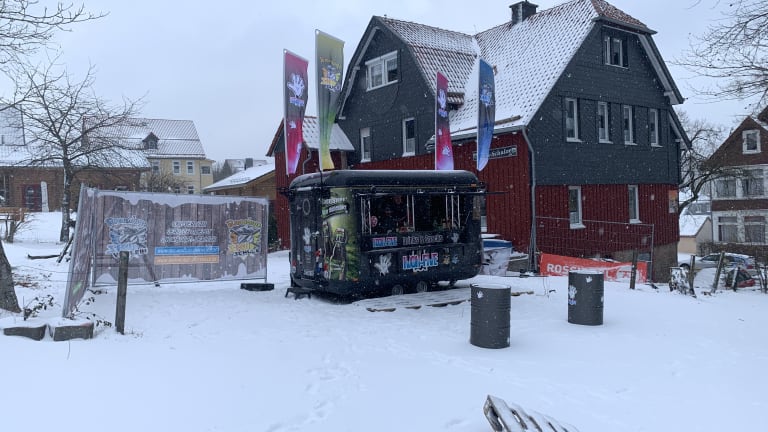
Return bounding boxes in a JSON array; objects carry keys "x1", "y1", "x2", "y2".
[{"x1": 540, "y1": 253, "x2": 647, "y2": 283}]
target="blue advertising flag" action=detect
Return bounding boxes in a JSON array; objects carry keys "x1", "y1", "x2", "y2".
[{"x1": 477, "y1": 59, "x2": 495, "y2": 171}]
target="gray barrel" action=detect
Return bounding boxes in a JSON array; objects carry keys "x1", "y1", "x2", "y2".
[
  {"x1": 568, "y1": 271, "x2": 604, "y2": 325},
  {"x1": 470, "y1": 283, "x2": 511, "y2": 348}
]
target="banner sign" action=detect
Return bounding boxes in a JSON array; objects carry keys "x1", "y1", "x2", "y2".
[
  {"x1": 283, "y1": 49, "x2": 309, "y2": 175},
  {"x1": 435, "y1": 71, "x2": 453, "y2": 170},
  {"x1": 540, "y1": 253, "x2": 648, "y2": 283},
  {"x1": 316, "y1": 30, "x2": 344, "y2": 171},
  {"x1": 63, "y1": 189, "x2": 269, "y2": 317},
  {"x1": 477, "y1": 59, "x2": 495, "y2": 171}
]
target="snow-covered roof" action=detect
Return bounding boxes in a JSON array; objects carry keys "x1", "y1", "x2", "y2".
[
  {"x1": 267, "y1": 116, "x2": 354, "y2": 156},
  {"x1": 90, "y1": 118, "x2": 208, "y2": 158},
  {"x1": 204, "y1": 163, "x2": 275, "y2": 192},
  {"x1": 363, "y1": 0, "x2": 680, "y2": 138},
  {"x1": 679, "y1": 213, "x2": 710, "y2": 237}
]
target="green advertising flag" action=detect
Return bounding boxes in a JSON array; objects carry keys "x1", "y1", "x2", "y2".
[{"x1": 315, "y1": 30, "x2": 344, "y2": 171}]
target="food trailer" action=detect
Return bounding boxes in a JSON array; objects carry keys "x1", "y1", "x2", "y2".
[{"x1": 287, "y1": 170, "x2": 485, "y2": 297}]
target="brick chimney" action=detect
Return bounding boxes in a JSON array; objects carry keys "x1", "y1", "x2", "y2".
[{"x1": 510, "y1": 1, "x2": 538, "y2": 25}]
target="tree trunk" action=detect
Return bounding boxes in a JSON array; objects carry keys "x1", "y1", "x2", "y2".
[
  {"x1": 0, "y1": 239, "x2": 20, "y2": 313},
  {"x1": 60, "y1": 168, "x2": 73, "y2": 242}
]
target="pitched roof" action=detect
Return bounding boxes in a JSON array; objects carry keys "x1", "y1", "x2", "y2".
[
  {"x1": 204, "y1": 162, "x2": 275, "y2": 192},
  {"x1": 266, "y1": 116, "x2": 354, "y2": 156},
  {"x1": 92, "y1": 118, "x2": 208, "y2": 158},
  {"x1": 351, "y1": 0, "x2": 681, "y2": 138}
]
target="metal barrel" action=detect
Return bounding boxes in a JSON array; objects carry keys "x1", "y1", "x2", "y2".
[
  {"x1": 470, "y1": 283, "x2": 511, "y2": 348},
  {"x1": 568, "y1": 270, "x2": 604, "y2": 325}
]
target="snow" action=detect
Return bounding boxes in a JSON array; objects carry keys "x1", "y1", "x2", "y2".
[{"x1": 2, "y1": 212, "x2": 767, "y2": 431}]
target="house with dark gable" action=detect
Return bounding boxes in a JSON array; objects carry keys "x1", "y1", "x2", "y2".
[
  {"x1": 271, "y1": 0, "x2": 689, "y2": 281},
  {"x1": 706, "y1": 105, "x2": 768, "y2": 257}
]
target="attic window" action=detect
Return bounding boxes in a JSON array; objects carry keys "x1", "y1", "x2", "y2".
[
  {"x1": 143, "y1": 133, "x2": 159, "y2": 150},
  {"x1": 743, "y1": 130, "x2": 760, "y2": 154},
  {"x1": 366, "y1": 51, "x2": 398, "y2": 90},
  {"x1": 603, "y1": 34, "x2": 628, "y2": 67}
]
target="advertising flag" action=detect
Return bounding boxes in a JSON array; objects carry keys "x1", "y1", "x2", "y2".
[
  {"x1": 477, "y1": 59, "x2": 495, "y2": 171},
  {"x1": 315, "y1": 30, "x2": 344, "y2": 171},
  {"x1": 283, "y1": 50, "x2": 309, "y2": 175},
  {"x1": 435, "y1": 71, "x2": 453, "y2": 170}
]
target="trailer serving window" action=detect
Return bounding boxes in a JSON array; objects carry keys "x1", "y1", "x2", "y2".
[{"x1": 360, "y1": 192, "x2": 466, "y2": 235}]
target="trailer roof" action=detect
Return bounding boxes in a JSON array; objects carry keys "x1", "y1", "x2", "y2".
[{"x1": 289, "y1": 169, "x2": 479, "y2": 189}]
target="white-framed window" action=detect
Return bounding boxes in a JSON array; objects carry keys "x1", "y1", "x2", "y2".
[
  {"x1": 366, "y1": 51, "x2": 398, "y2": 90},
  {"x1": 603, "y1": 35, "x2": 627, "y2": 67},
  {"x1": 201, "y1": 165, "x2": 211, "y2": 175},
  {"x1": 565, "y1": 98, "x2": 579, "y2": 141},
  {"x1": 715, "y1": 177, "x2": 737, "y2": 198},
  {"x1": 360, "y1": 127, "x2": 371, "y2": 162},
  {"x1": 649, "y1": 108, "x2": 659, "y2": 146},
  {"x1": 597, "y1": 102, "x2": 610, "y2": 142},
  {"x1": 628, "y1": 185, "x2": 640, "y2": 223},
  {"x1": 622, "y1": 105, "x2": 634, "y2": 144},
  {"x1": 187, "y1": 185, "x2": 195, "y2": 194},
  {"x1": 742, "y1": 168, "x2": 764, "y2": 197},
  {"x1": 743, "y1": 130, "x2": 760, "y2": 154},
  {"x1": 187, "y1": 161, "x2": 194, "y2": 175},
  {"x1": 745, "y1": 215, "x2": 766, "y2": 243},
  {"x1": 568, "y1": 186, "x2": 583, "y2": 228},
  {"x1": 151, "y1": 160, "x2": 160, "y2": 174},
  {"x1": 172, "y1": 161, "x2": 180, "y2": 174},
  {"x1": 717, "y1": 215, "x2": 738, "y2": 242},
  {"x1": 402, "y1": 117, "x2": 416, "y2": 155},
  {"x1": 173, "y1": 186, "x2": 181, "y2": 194}
]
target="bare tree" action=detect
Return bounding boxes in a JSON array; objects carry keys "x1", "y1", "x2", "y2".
[
  {"x1": 12, "y1": 59, "x2": 144, "y2": 242},
  {"x1": 144, "y1": 170, "x2": 186, "y2": 193},
  {"x1": 0, "y1": 1, "x2": 103, "y2": 313},
  {"x1": 678, "y1": 110, "x2": 747, "y2": 213},
  {"x1": 676, "y1": 0, "x2": 768, "y2": 109}
]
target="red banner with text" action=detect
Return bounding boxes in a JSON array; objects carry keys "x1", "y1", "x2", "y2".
[{"x1": 540, "y1": 253, "x2": 647, "y2": 283}]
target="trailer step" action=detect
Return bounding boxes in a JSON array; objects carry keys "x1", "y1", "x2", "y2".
[{"x1": 352, "y1": 288, "x2": 533, "y2": 312}]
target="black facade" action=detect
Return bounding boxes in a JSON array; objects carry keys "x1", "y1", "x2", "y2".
[
  {"x1": 528, "y1": 25, "x2": 682, "y2": 186},
  {"x1": 338, "y1": 18, "x2": 437, "y2": 165}
]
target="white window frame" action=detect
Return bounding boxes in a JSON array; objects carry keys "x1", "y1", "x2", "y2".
[
  {"x1": 622, "y1": 105, "x2": 634, "y2": 144},
  {"x1": 151, "y1": 160, "x2": 160, "y2": 174},
  {"x1": 360, "y1": 127, "x2": 371, "y2": 162},
  {"x1": 603, "y1": 35, "x2": 627, "y2": 67},
  {"x1": 715, "y1": 177, "x2": 737, "y2": 198},
  {"x1": 568, "y1": 186, "x2": 584, "y2": 229},
  {"x1": 716, "y1": 215, "x2": 738, "y2": 242},
  {"x1": 744, "y1": 215, "x2": 766, "y2": 244},
  {"x1": 187, "y1": 185, "x2": 195, "y2": 194},
  {"x1": 366, "y1": 51, "x2": 398, "y2": 90},
  {"x1": 628, "y1": 185, "x2": 640, "y2": 223},
  {"x1": 598, "y1": 102, "x2": 610, "y2": 143},
  {"x1": 402, "y1": 117, "x2": 416, "y2": 156},
  {"x1": 565, "y1": 98, "x2": 580, "y2": 142},
  {"x1": 172, "y1": 160, "x2": 180, "y2": 175},
  {"x1": 201, "y1": 165, "x2": 211, "y2": 175},
  {"x1": 742, "y1": 168, "x2": 764, "y2": 197},
  {"x1": 649, "y1": 108, "x2": 659, "y2": 146},
  {"x1": 186, "y1": 161, "x2": 194, "y2": 175},
  {"x1": 743, "y1": 130, "x2": 760, "y2": 154}
]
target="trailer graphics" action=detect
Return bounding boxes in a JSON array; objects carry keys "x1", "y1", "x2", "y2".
[{"x1": 287, "y1": 170, "x2": 484, "y2": 297}]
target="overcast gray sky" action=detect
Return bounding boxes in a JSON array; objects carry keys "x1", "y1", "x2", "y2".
[{"x1": 44, "y1": 0, "x2": 760, "y2": 162}]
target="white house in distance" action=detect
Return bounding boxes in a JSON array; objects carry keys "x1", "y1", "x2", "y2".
[{"x1": 678, "y1": 192, "x2": 712, "y2": 255}]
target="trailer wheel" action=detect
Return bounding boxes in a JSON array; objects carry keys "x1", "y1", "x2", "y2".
[
  {"x1": 415, "y1": 281, "x2": 430, "y2": 293},
  {"x1": 391, "y1": 284, "x2": 405, "y2": 296}
]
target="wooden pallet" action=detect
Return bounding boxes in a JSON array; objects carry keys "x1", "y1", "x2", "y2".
[{"x1": 352, "y1": 288, "x2": 534, "y2": 312}]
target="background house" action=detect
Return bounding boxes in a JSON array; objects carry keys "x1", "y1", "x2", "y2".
[
  {"x1": 272, "y1": 0, "x2": 689, "y2": 281},
  {"x1": 706, "y1": 105, "x2": 768, "y2": 258},
  {"x1": 678, "y1": 192, "x2": 712, "y2": 255},
  {"x1": 94, "y1": 118, "x2": 214, "y2": 194}
]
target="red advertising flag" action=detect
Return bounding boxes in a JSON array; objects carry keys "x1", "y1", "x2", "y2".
[
  {"x1": 283, "y1": 50, "x2": 309, "y2": 175},
  {"x1": 435, "y1": 71, "x2": 453, "y2": 170}
]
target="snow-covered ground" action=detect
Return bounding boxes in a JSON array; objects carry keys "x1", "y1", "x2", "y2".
[{"x1": 1, "y1": 212, "x2": 767, "y2": 431}]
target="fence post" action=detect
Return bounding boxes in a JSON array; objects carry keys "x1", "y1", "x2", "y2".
[{"x1": 115, "y1": 251, "x2": 128, "y2": 335}]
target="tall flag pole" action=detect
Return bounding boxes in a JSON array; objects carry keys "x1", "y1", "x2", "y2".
[
  {"x1": 315, "y1": 30, "x2": 344, "y2": 171},
  {"x1": 477, "y1": 59, "x2": 496, "y2": 171},
  {"x1": 435, "y1": 71, "x2": 453, "y2": 170},
  {"x1": 283, "y1": 49, "x2": 309, "y2": 176}
]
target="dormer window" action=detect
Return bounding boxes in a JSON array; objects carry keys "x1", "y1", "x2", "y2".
[
  {"x1": 366, "y1": 51, "x2": 398, "y2": 90},
  {"x1": 603, "y1": 34, "x2": 628, "y2": 67},
  {"x1": 743, "y1": 130, "x2": 760, "y2": 154},
  {"x1": 143, "y1": 132, "x2": 159, "y2": 150}
]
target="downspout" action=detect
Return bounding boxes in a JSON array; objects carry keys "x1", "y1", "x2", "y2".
[{"x1": 521, "y1": 127, "x2": 538, "y2": 273}]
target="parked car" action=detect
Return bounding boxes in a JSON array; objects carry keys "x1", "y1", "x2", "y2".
[{"x1": 678, "y1": 253, "x2": 757, "y2": 276}]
